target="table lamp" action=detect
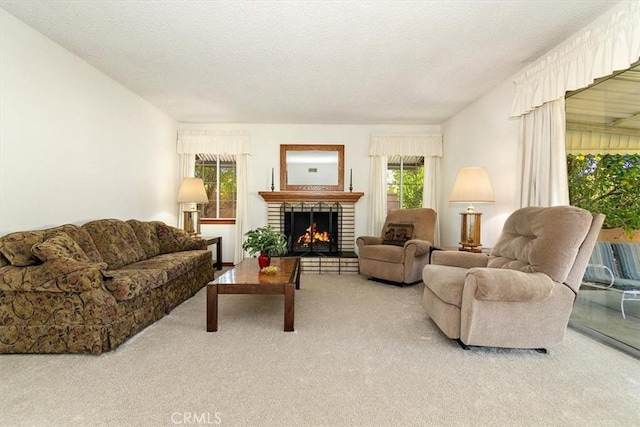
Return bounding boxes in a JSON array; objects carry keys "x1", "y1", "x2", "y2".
[
  {"x1": 177, "y1": 178, "x2": 209, "y2": 235},
  {"x1": 449, "y1": 167, "x2": 494, "y2": 252}
]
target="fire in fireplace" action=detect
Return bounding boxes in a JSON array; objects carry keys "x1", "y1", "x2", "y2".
[
  {"x1": 281, "y1": 203, "x2": 342, "y2": 255},
  {"x1": 295, "y1": 222, "x2": 332, "y2": 252}
]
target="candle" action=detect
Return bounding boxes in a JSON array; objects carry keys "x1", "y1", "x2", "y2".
[
  {"x1": 271, "y1": 168, "x2": 274, "y2": 186},
  {"x1": 350, "y1": 169, "x2": 353, "y2": 186}
]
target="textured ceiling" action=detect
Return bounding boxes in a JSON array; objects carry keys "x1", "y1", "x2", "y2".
[{"x1": 0, "y1": 0, "x2": 623, "y2": 124}]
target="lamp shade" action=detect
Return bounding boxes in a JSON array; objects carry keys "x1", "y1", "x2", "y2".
[
  {"x1": 177, "y1": 178, "x2": 209, "y2": 203},
  {"x1": 450, "y1": 167, "x2": 494, "y2": 204}
]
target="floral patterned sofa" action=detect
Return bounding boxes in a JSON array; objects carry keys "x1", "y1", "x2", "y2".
[{"x1": 0, "y1": 219, "x2": 215, "y2": 354}]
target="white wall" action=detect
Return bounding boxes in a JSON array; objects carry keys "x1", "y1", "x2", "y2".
[
  {"x1": 440, "y1": 79, "x2": 520, "y2": 248},
  {"x1": 181, "y1": 123, "x2": 441, "y2": 256},
  {"x1": 0, "y1": 10, "x2": 179, "y2": 234}
]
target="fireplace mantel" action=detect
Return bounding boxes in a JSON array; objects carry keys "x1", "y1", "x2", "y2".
[{"x1": 258, "y1": 191, "x2": 364, "y2": 203}]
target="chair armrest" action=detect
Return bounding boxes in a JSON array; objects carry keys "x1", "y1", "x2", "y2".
[
  {"x1": 467, "y1": 268, "x2": 554, "y2": 302},
  {"x1": 585, "y1": 264, "x2": 615, "y2": 288},
  {"x1": 431, "y1": 251, "x2": 489, "y2": 268},
  {"x1": 356, "y1": 236, "x2": 383, "y2": 248},
  {"x1": 404, "y1": 240, "x2": 432, "y2": 257}
]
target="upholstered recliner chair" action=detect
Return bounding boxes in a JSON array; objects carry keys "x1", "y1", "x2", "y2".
[
  {"x1": 422, "y1": 206, "x2": 604, "y2": 350},
  {"x1": 357, "y1": 208, "x2": 437, "y2": 285}
]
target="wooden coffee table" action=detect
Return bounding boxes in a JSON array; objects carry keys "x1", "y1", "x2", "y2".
[{"x1": 206, "y1": 257, "x2": 301, "y2": 332}]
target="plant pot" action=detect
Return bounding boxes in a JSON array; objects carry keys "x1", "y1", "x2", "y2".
[
  {"x1": 258, "y1": 252, "x2": 271, "y2": 268},
  {"x1": 598, "y1": 228, "x2": 640, "y2": 243}
]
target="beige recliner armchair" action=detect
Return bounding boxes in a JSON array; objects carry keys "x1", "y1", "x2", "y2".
[
  {"x1": 357, "y1": 208, "x2": 437, "y2": 285},
  {"x1": 422, "y1": 206, "x2": 604, "y2": 351}
]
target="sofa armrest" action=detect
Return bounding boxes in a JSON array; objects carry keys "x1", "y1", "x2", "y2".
[
  {"x1": 0, "y1": 258, "x2": 106, "y2": 293},
  {"x1": 431, "y1": 251, "x2": 489, "y2": 268},
  {"x1": 157, "y1": 223, "x2": 207, "y2": 252},
  {"x1": 405, "y1": 239, "x2": 433, "y2": 257},
  {"x1": 186, "y1": 237, "x2": 208, "y2": 250},
  {"x1": 466, "y1": 268, "x2": 555, "y2": 302},
  {"x1": 356, "y1": 236, "x2": 383, "y2": 248}
]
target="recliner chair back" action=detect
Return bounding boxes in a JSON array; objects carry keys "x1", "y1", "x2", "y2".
[
  {"x1": 486, "y1": 206, "x2": 600, "y2": 291},
  {"x1": 381, "y1": 208, "x2": 436, "y2": 243}
]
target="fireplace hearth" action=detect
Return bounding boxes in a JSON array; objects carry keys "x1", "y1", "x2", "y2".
[{"x1": 260, "y1": 191, "x2": 363, "y2": 274}]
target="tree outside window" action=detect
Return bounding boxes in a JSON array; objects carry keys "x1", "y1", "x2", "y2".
[
  {"x1": 567, "y1": 153, "x2": 640, "y2": 233},
  {"x1": 387, "y1": 156, "x2": 424, "y2": 213},
  {"x1": 195, "y1": 154, "x2": 237, "y2": 219}
]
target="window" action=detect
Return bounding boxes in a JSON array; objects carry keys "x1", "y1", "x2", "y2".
[
  {"x1": 195, "y1": 154, "x2": 237, "y2": 219},
  {"x1": 386, "y1": 156, "x2": 424, "y2": 212},
  {"x1": 567, "y1": 153, "x2": 640, "y2": 232}
]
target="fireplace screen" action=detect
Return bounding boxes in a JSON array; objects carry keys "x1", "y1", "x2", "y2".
[{"x1": 281, "y1": 202, "x2": 342, "y2": 255}]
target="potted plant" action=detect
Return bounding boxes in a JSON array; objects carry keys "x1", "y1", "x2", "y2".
[{"x1": 242, "y1": 225, "x2": 288, "y2": 267}]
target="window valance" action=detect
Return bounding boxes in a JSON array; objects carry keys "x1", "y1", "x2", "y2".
[
  {"x1": 369, "y1": 133, "x2": 443, "y2": 157},
  {"x1": 511, "y1": 1, "x2": 640, "y2": 117},
  {"x1": 177, "y1": 130, "x2": 251, "y2": 154}
]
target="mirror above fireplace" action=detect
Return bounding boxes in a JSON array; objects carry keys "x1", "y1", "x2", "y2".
[{"x1": 280, "y1": 144, "x2": 344, "y2": 191}]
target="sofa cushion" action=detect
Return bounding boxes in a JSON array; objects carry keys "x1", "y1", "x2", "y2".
[
  {"x1": 44, "y1": 224, "x2": 103, "y2": 264},
  {"x1": 126, "y1": 220, "x2": 161, "y2": 259},
  {"x1": 612, "y1": 243, "x2": 640, "y2": 280},
  {"x1": 31, "y1": 232, "x2": 90, "y2": 263},
  {"x1": 382, "y1": 223, "x2": 414, "y2": 246},
  {"x1": 126, "y1": 250, "x2": 212, "y2": 282},
  {"x1": 102, "y1": 269, "x2": 168, "y2": 301},
  {"x1": 82, "y1": 219, "x2": 145, "y2": 270},
  {"x1": 0, "y1": 230, "x2": 46, "y2": 266}
]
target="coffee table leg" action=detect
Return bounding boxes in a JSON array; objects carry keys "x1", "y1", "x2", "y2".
[
  {"x1": 207, "y1": 284, "x2": 218, "y2": 332},
  {"x1": 284, "y1": 284, "x2": 294, "y2": 332}
]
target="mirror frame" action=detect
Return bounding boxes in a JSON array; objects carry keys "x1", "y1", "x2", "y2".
[{"x1": 280, "y1": 144, "x2": 345, "y2": 191}]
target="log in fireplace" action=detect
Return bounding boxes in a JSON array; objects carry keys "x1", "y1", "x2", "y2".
[{"x1": 281, "y1": 202, "x2": 342, "y2": 255}]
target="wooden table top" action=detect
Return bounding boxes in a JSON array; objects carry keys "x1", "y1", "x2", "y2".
[{"x1": 213, "y1": 257, "x2": 300, "y2": 286}]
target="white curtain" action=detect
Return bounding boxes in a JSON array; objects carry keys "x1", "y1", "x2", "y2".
[
  {"x1": 177, "y1": 130, "x2": 251, "y2": 264},
  {"x1": 367, "y1": 156, "x2": 388, "y2": 236},
  {"x1": 233, "y1": 154, "x2": 249, "y2": 264},
  {"x1": 368, "y1": 133, "x2": 443, "y2": 244},
  {"x1": 511, "y1": 1, "x2": 639, "y2": 208},
  {"x1": 423, "y1": 155, "x2": 441, "y2": 246},
  {"x1": 177, "y1": 154, "x2": 196, "y2": 229},
  {"x1": 517, "y1": 98, "x2": 569, "y2": 207}
]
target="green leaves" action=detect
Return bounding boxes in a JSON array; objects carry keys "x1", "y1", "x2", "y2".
[
  {"x1": 241, "y1": 225, "x2": 288, "y2": 256},
  {"x1": 567, "y1": 153, "x2": 640, "y2": 233}
]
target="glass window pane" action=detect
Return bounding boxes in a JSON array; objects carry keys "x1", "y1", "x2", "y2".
[
  {"x1": 386, "y1": 156, "x2": 424, "y2": 213},
  {"x1": 195, "y1": 155, "x2": 236, "y2": 219}
]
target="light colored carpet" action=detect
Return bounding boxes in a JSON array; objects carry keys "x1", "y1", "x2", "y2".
[{"x1": 1, "y1": 274, "x2": 639, "y2": 426}]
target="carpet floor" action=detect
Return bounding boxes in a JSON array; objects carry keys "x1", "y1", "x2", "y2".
[{"x1": 1, "y1": 274, "x2": 639, "y2": 426}]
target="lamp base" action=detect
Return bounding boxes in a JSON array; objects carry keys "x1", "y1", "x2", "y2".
[
  {"x1": 182, "y1": 210, "x2": 201, "y2": 236},
  {"x1": 459, "y1": 212, "x2": 482, "y2": 252}
]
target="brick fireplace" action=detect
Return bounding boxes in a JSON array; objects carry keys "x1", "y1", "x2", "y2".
[{"x1": 259, "y1": 191, "x2": 363, "y2": 274}]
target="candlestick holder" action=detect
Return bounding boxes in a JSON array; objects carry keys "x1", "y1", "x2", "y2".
[{"x1": 270, "y1": 168, "x2": 275, "y2": 191}]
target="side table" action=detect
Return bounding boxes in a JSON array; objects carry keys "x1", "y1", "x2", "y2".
[{"x1": 202, "y1": 236, "x2": 222, "y2": 270}]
